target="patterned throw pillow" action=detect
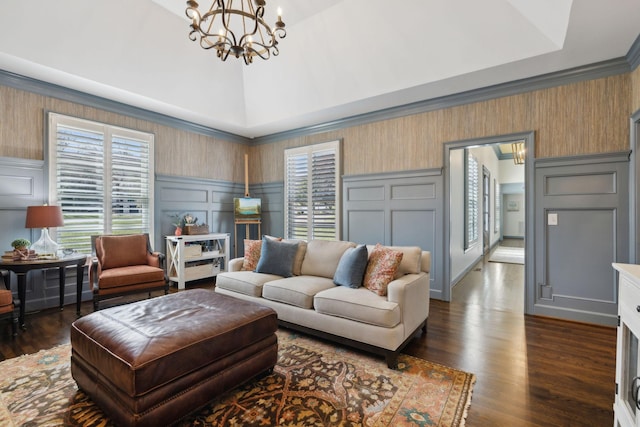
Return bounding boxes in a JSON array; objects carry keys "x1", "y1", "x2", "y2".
[
  {"x1": 241, "y1": 239, "x2": 262, "y2": 271},
  {"x1": 363, "y1": 244, "x2": 404, "y2": 296}
]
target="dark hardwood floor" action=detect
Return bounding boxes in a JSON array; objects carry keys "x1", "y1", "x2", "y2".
[{"x1": 0, "y1": 248, "x2": 616, "y2": 426}]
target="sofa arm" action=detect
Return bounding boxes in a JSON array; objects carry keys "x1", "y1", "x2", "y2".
[
  {"x1": 228, "y1": 257, "x2": 245, "y2": 272},
  {"x1": 386, "y1": 272, "x2": 430, "y2": 335}
]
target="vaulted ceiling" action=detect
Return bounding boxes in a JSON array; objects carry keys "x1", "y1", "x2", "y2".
[{"x1": 0, "y1": 0, "x2": 639, "y2": 139}]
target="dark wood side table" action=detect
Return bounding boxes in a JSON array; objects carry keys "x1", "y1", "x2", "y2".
[{"x1": 0, "y1": 254, "x2": 87, "y2": 328}]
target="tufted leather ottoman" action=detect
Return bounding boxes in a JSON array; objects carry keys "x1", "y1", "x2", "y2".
[{"x1": 70, "y1": 289, "x2": 278, "y2": 427}]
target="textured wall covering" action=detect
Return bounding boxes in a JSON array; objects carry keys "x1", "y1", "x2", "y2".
[
  {"x1": 0, "y1": 72, "x2": 632, "y2": 184},
  {"x1": 632, "y1": 65, "x2": 640, "y2": 113},
  {"x1": 0, "y1": 85, "x2": 246, "y2": 182},
  {"x1": 250, "y1": 74, "x2": 631, "y2": 183}
]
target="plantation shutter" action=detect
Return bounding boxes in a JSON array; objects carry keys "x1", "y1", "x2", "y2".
[
  {"x1": 53, "y1": 122, "x2": 106, "y2": 254},
  {"x1": 284, "y1": 141, "x2": 340, "y2": 241},
  {"x1": 310, "y1": 148, "x2": 337, "y2": 240},
  {"x1": 111, "y1": 132, "x2": 152, "y2": 234},
  {"x1": 465, "y1": 151, "x2": 479, "y2": 249},
  {"x1": 285, "y1": 152, "x2": 309, "y2": 240},
  {"x1": 48, "y1": 113, "x2": 154, "y2": 254}
]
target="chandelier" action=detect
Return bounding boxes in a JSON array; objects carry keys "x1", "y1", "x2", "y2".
[
  {"x1": 512, "y1": 141, "x2": 525, "y2": 165},
  {"x1": 186, "y1": 0, "x2": 286, "y2": 65}
]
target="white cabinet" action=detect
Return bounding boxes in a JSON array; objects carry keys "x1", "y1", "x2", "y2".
[
  {"x1": 613, "y1": 263, "x2": 640, "y2": 427},
  {"x1": 166, "y1": 233, "x2": 229, "y2": 290}
]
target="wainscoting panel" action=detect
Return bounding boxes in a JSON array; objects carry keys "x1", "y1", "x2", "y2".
[
  {"x1": 343, "y1": 170, "x2": 443, "y2": 298},
  {"x1": 156, "y1": 177, "x2": 287, "y2": 263},
  {"x1": 545, "y1": 172, "x2": 616, "y2": 195},
  {"x1": 242, "y1": 183, "x2": 284, "y2": 257},
  {"x1": 347, "y1": 210, "x2": 386, "y2": 244},
  {"x1": 534, "y1": 153, "x2": 629, "y2": 325},
  {"x1": 155, "y1": 175, "x2": 243, "y2": 255},
  {"x1": 348, "y1": 186, "x2": 385, "y2": 201},
  {"x1": 391, "y1": 210, "x2": 436, "y2": 251}
]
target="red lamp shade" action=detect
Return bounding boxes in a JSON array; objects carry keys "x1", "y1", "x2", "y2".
[{"x1": 25, "y1": 205, "x2": 64, "y2": 229}]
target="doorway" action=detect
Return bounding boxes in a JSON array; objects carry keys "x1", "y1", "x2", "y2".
[{"x1": 442, "y1": 132, "x2": 535, "y2": 313}]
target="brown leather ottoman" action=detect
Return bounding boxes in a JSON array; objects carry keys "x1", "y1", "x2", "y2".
[{"x1": 70, "y1": 289, "x2": 278, "y2": 427}]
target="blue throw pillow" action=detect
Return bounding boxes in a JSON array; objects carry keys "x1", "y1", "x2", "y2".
[
  {"x1": 255, "y1": 237, "x2": 299, "y2": 277},
  {"x1": 333, "y1": 245, "x2": 368, "y2": 288}
]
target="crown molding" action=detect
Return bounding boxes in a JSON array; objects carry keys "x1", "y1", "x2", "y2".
[{"x1": 627, "y1": 33, "x2": 640, "y2": 71}]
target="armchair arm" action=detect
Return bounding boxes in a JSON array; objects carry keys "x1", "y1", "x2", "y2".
[
  {"x1": 0, "y1": 269, "x2": 9, "y2": 291},
  {"x1": 89, "y1": 257, "x2": 101, "y2": 291},
  {"x1": 147, "y1": 251, "x2": 165, "y2": 269}
]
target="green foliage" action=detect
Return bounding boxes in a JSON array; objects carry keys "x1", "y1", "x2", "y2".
[
  {"x1": 169, "y1": 213, "x2": 199, "y2": 227},
  {"x1": 11, "y1": 238, "x2": 31, "y2": 249}
]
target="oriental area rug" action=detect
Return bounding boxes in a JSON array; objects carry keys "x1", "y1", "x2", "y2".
[{"x1": 0, "y1": 330, "x2": 475, "y2": 427}]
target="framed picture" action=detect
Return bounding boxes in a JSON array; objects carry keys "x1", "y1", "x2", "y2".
[
  {"x1": 507, "y1": 200, "x2": 519, "y2": 212},
  {"x1": 234, "y1": 197, "x2": 261, "y2": 219}
]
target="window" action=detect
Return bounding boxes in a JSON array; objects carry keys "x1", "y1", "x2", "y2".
[
  {"x1": 284, "y1": 140, "x2": 341, "y2": 240},
  {"x1": 48, "y1": 113, "x2": 154, "y2": 254},
  {"x1": 464, "y1": 150, "x2": 479, "y2": 250}
]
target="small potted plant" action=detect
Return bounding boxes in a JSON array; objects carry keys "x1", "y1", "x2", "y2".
[
  {"x1": 170, "y1": 213, "x2": 185, "y2": 236},
  {"x1": 11, "y1": 238, "x2": 31, "y2": 251},
  {"x1": 10, "y1": 238, "x2": 34, "y2": 260}
]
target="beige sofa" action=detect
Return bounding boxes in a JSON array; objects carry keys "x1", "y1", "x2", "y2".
[{"x1": 215, "y1": 239, "x2": 430, "y2": 368}]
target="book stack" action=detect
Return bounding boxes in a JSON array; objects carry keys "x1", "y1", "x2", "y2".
[{"x1": 2, "y1": 249, "x2": 37, "y2": 261}]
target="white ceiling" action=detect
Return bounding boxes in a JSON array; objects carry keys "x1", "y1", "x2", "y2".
[{"x1": 0, "y1": 0, "x2": 638, "y2": 139}]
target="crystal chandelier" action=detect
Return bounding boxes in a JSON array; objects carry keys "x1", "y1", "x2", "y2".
[{"x1": 186, "y1": 0, "x2": 286, "y2": 65}]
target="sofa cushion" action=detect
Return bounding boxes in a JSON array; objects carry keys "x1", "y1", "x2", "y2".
[
  {"x1": 255, "y1": 238, "x2": 299, "y2": 277},
  {"x1": 365, "y1": 245, "x2": 422, "y2": 278},
  {"x1": 300, "y1": 240, "x2": 356, "y2": 279},
  {"x1": 314, "y1": 286, "x2": 401, "y2": 328},
  {"x1": 389, "y1": 246, "x2": 422, "y2": 279},
  {"x1": 99, "y1": 234, "x2": 148, "y2": 269},
  {"x1": 216, "y1": 271, "x2": 282, "y2": 297},
  {"x1": 241, "y1": 239, "x2": 262, "y2": 271},
  {"x1": 97, "y1": 265, "x2": 165, "y2": 289},
  {"x1": 333, "y1": 245, "x2": 368, "y2": 288},
  {"x1": 262, "y1": 276, "x2": 335, "y2": 309},
  {"x1": 363, "y1": 244, "x2": 403, "y2": 296}
]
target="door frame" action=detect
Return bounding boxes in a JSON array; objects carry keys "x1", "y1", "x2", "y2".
[
  {"x1": 442, "y1": 131, "x2": 535, "y2": 313},
  {"x1": 630, "y1": 109, "x2": 640, "y2": 263}
]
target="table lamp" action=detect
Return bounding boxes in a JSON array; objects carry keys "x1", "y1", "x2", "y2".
[{"x1": 25, "y1": 205, "x2": 64, "y2": 257}]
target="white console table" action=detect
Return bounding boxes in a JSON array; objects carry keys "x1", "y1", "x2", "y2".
[
  {"x1": 613, "y1": 263, "x2": 640, "y2": 427},
  {"x1": 166, "y1": 233, "x2": 229, "y2": 290}
]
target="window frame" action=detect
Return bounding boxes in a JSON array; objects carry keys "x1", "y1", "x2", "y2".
[
  {"x1": 47, "y1": 112, "x2": 155, "y2": 254},
  {"x1": 284, "y1": 140, "x2": 341, "y2": 241}
]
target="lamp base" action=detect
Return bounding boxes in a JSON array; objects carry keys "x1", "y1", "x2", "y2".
[{"x1": 30, "y1": 228, "x2": 60, "y2": 259}]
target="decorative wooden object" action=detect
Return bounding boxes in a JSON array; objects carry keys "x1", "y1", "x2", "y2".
[
  {"x1": 183, "y1": 224, "x2": 209, "y2": 235},
  {"x1": 235, "y1": 153, "x2": 261, "y2": 257}
]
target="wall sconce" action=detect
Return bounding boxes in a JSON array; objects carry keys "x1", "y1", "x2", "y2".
[
  {"x1": 512, "y1": 141, "x2": 525, "y2": 165},
  {"x1": 25, "y1": 205, "x2": 64, "y2": 258}
]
